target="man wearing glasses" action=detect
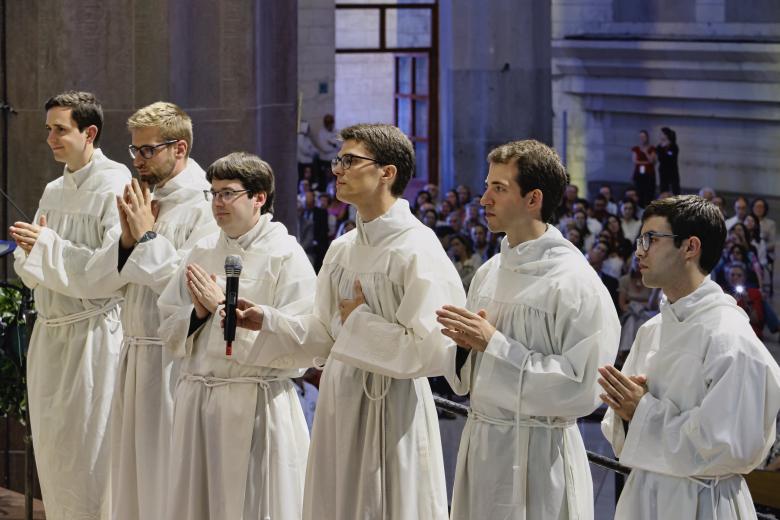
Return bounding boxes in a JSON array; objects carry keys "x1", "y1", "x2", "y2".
[
  {"x1": 9, "y1": 91, "x2": 131, "y2": 519},
  {"x1": 157, "y1": 152, "x2": 315, "y2": 519},
  {"x1": 599, "y1": 195, "x2": 780, "y2": 519},
  {"x1": 434, "y1": 140, "x2": 619, "y2": 520},
  {"x1": 230, "y1": 124, "x2": 466, "y2": 519},
  {"x1": 100, "y1": 101, "x2": 217, "y2": 520}
]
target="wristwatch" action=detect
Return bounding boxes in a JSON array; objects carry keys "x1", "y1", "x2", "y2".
[{"x1": 138, "y1": 231, "x2": 157, "y2": 244}]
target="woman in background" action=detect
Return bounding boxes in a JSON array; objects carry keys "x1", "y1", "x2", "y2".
[
  {"x1": 657, "y1": 127, "x2": 680, "y2": 195},
  {"x1": 631, "y1": 129, "x2": 656, "y2": 206}
]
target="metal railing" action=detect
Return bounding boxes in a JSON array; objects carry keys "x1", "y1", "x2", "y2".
[{"x1": 432, "y1": 395, "x2": 779, "y2": 520}]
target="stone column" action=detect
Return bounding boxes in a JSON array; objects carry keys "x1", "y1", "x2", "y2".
[{"x1": 439, "y1": 0, "x2": 553, "y2": 192}]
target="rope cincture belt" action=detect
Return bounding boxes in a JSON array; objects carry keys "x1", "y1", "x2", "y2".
[
  {"x1": 362, "y1": 372, "x2": 391, "y2": 520},
  {"x1": 125, "y1": 336, "x2": 164, "y2": 347},
  {"x1": 469, "y1": 408, "x2": 577, "y2": 520},
  {"x1": 39, "y1": 299, "x2": 121, "y2": 327},
  {"x1": 688, "y1": 474, "x2": 740, "y2": 520},
  {"x1": 435, "y1": 395, "x2": 775, "y2": 520},
  {"x1": 180, "y1": 373, "x2": 283, "y2": 520}
]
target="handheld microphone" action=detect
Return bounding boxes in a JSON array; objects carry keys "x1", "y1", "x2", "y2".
[{"x1": 224, "y1": 255, "x2": 242, "y2": 356}]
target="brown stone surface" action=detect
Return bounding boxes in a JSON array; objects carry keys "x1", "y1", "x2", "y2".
[
  {"x1": 0, "y1": 487, "x2": 45, "y2": 519},
  {"x1": 1, "y1": 0, "x2": 298, "y2": 248},
  {"x1": 0, "y1": 419, "x2": 41, "y2": 500}
]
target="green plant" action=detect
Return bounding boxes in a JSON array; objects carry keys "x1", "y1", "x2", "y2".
[{"x1": 0, "y1": 280, "x2": 28, "y2": 426}]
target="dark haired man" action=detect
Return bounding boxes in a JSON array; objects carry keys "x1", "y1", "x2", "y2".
[
  {"x1": 231, "y1": 124, "x2": 465, "y2": 519},
  {"x1": 157, "y1": 152, "x2": 316, "y2": 519},
  {"x1": 437, "y1": 140, "x2": 619, "y2": 519},
  {"x1": 599, "y1": 195, "x2": 780, "y2": 519},
  {"x1": 9, "y1": 91, "x2": 131, "y2": 519}
]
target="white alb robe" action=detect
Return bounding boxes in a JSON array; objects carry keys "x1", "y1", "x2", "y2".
[
  {"x1": 158, "y1": 214, "x2": 316, "y2": 520},
  {"x1": 105, "y1": 159, "x2": 216, "y2": 520},
  {"x1": 602, "y1": 278, "x2": 780, "y2": 520},
  {"x1": 13, "y1": 149, "x2": 131, "y2": 520},
  {"x1": 449, "y1": 226, "x2": 620, "y2": 520},
  {"x1": 254, "y1": 198, "x2": 466, "y2": 520}
]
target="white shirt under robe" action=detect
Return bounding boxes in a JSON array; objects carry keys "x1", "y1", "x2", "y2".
[
  {"x1": 602, "y1": 278, "x2": 780, "y2": 520},
  {"x1": 13, "y1": 149, "x2": 131, "y2": 520},
  {"x1": 103, "y1": 160, "x2": 216, "y2": 520},
  {"x1": 158, "y1": 214, "x2": 316, "y2": 520},
  {"x1": 253, "y1": 198, "x2": 466, "y2": 520},
  {"x1": 449, "y1": 226, "x2": 620, "y2": 520}
]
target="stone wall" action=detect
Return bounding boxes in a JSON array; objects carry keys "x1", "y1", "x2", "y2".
[
  {"x1": 0, "y1": 0, "x2": 299, "y2": 281},
  {"x1": 439, "y1": 0, "x2": 552, "y2": 194},
  {"x1": 552, "y1": 0, "x2": 780, "y2": 199},
  {"x1": 298, "y1": 0, "x2": 335, "y2": 143}
]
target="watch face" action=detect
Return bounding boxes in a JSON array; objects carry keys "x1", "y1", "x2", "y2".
[{"x1": 140, "y1": 231, "x2": 157, "y2": 243}]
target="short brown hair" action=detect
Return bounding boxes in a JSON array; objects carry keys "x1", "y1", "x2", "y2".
[
  {"x1": 127, "y1": 101, "x2": 193, "y2": 156},
  {"x1": 44, "y1": 91, "x2": 104, "y2": 145},
  {"x1": 206, "y1": 152, "x2": 275, "y2": 214},
  {"x1": 339, "y1": 123, "x2": 415, "y2": 197},
  {"x1": 487, "y1": 140, "x2": 567, "y2": 223}
]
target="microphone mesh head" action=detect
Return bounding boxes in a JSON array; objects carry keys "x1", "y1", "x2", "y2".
[{"x1": 224, "y1": 255, "x2": 243, "y2": 276}]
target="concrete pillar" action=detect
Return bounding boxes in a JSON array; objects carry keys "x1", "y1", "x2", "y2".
[
  {"x1": 439, "y1": 0, "x2": 553, "y2": 193},
  {"x1": 1, "y1": 0, "x2": 299, "y2": 277},
  {"x1": 298, "y1": 0, "x2": 336, "y2": 143}
]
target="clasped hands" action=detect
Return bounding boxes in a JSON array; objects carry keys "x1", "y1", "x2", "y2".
[
  {"x1": 597, "y1": 365, "x2": 648, "y2": 422},
  {"x1": 434, "y1": 304, "x2": 649, "y2": 422},
  {"x1": 116, "y1": 179, "x2": 158, "y2": 248},
  {"x1": 435, "y1": 305, "x2": 495, "y2": 351},
  {"x1": 186, "y1": 264, "x2": 225, "y2": 319}
]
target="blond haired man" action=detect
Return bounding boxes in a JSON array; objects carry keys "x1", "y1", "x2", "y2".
[{"x1": 69, "y1": 101, "x2": 216, "y2": 519}]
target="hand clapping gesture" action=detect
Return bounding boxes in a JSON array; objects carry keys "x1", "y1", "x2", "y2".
[
  {"x1": 116, "y1": 179, "x2": 158, "y2": 248},
  {"x1": 9, "y1": 215, "x2": 48, "y2": 254},
  {"x1": 186, "y1": 263, "x2": 224, "y2": 319}
]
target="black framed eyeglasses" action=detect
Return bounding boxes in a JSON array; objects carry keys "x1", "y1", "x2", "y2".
[
  {"x1": 330, "y1": 153, "x2": 382, "y2": 171},
  {"x1": 204, "y1": 189, "x2": 251, "y2": 202},
  {"x1": 636, "y1": 231, "x2": 680, "y2": 252},
  {"x1": 128, "y1": 140, "x2": 178, "y2": 160}
]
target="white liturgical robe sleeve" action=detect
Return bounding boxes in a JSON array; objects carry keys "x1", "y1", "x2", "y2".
[
  {"x1": 607, "y1": 329, "x2": 780, "y2": 477},
  {"x1": 202, "y1": 245, "x2": 318, "y2": 368},
  {"x1": 331, "y1": 255, "x2": 465, "y2": 379},
  {"x1": 14, "y1": 164, "x2": 129, "y2": 299},
  {"x1": 476, "y1": 284, "x2": 618, "y2": 418},
  {"x1": 254, "y1": 267, "x2": 337, "y2": 368}
]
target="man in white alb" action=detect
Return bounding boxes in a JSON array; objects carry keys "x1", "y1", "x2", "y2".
[
  {"x1": 231, "y1": 124, "x2": 466, "y2": 519},
  {"x1": 158, "y1": 152, "x2": 316, "y2": 519},
  {"x1": 599, "y1": 195, "x2": 780, "y2": 519},
  {"x1": 436, "y1": 140, "x2": 620, "y2": 520},
  {"x1": 109, "y1": 102, "x2": 216, "y2": 520},
  {"x1": 10, "y1": 91, "x2": 131, "y2": 520}
]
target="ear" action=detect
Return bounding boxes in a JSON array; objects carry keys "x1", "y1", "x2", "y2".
[
  {"x1": 174, "y1": 140, "x2": 188, "y2": 160},
  {"x1": 684, "y1": 235, "x2": 702, "y2": 261},
  {"x1": 84, "y1": 125, "x2": 99, "y2": 144},
  {"x1": 380, "y1": 164, "x2": 397, "y2": 190},
  {"x1": 527, "y1": 188, "x2": 544, "y2": 214},
  {"x1": 252, "y1": 191, "x2": 267, "y2": 210}
]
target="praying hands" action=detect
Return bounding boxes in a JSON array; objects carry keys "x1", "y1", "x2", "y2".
[{"x1": 597, "y1": 364, "x2": 648, "y2": 422}]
